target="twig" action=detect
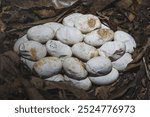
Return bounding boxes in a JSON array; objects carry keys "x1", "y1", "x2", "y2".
[
  {"x1": 143, "y1": 57, "x2": 150, "y2": 80},
  {"x1": 96, "y1": 11, "x2": 109, "y2": 20},
  {"x1": 131, "y1": 39, "x2": 150, "y2": 64},
  {"x1": 124, "y1": 62, "x2": 141, "y2": 72}
]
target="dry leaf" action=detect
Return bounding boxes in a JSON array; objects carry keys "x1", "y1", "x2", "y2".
[
  {"x1": 95, "y1": 86, "x2": 110, "y2": 99},
  {"x1": 90, "y1": 0, "x2": 116, "y2": 13},
  {"x1": 30, "y1": 76, "x2": 90, "y2": 99},
  {"x1": 0, "y1": 19, "x2": 6, "y2": 32}
]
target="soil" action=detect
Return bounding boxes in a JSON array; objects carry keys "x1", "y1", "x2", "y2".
[{"x1": 0, "y1": 0, "x2": 150, "y2": 100}]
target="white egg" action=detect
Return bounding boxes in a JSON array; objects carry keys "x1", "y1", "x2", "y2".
[
  {"x1": 114, "y1": 30, "x2": 136, "y2": 53},
  {"x1": 72, "y1": 42, "x2": 98, "y2": 61},
  {"x1": 33, "y1": 57, "x2": 62, "y2": 77},
  {"x1": 86, "y1": 56, "x2": 112, "y2": 76},
  {"x1": 112, "y1": 53, "x2": 133, "y2": 71},
  {"x1": 19, "y1": 41, "x2": 47, "y2": 61},
  {"x1": 56, "y1": 26, "x2": 83, "y2": 45},
  {"x1": 45, "y1": 74, "x2": 64, "y2": 82},
  {"x1": 84, "y1": 28, "x2": 114, "y2": 47},
  {"x1": 89, "y1": 68, "x2": 119, "y2": 85},
  {"x1": 13, "y1": 35, "x2": 28, "y2": 54},
  {"x1": 98, "y1": 41, "x2": 126, "y2": 61},
  {"x1": 21, "y1": 57, "x2": 36, "y2": 70},
  {"x1": 64, "y1": 75, "x2": 92, "y2": 90},
  {"x1": 75, "y1": 14, "x2": 101, "y2": 33},
  {"x1": 27, "y1": 25, "x2": 55, "y2": 43},
  {"x1": 63, "y1": 13, "x2": 83, "y2": 27},
  {"x1": 43, "y1": 22, "x2": 64, "y2": 34},
  {"x1": 46, "y1": 40, "x2": 72, "y2": 57},
  {"x1": 63, "y1": 57, "x2": 88, "y2": 80}
]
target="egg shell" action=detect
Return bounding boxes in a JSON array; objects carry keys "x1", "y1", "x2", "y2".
[
  {"x1": 46, "y1": 40, "x2": 72, "y2": 57},
  {"x1": 13, "y1": 35, "x2": 28, "y2": 54},
  {"x1": 63, "y1": 57, "x2": 88, "y2": 80},
  {"x1": 84, "y1": 28, "x2": 114, "y2": 47},
  {"x1": 21, "y1": 57, "x2": 36, "y2": 70},
  {"x1": 56, "y1": 26, "x2": 83, "y2": 45},
  {"x1": 33, "y1": 57, "x2": 62, "y2": 77},
  {"x1": 19, "y1": 41, "x2": 47, "y2": 61},
  {"x1": 114, "y1": 30, "x2": 136, "y2": 53},
  {"x1": 75, "y1": 14, "x2": 101, "y2": 33},
  {"x1": 64, "y1": 75, "x2": 92, "y2": 90},
  {"x1": 45, "y1": 74, "x2": 64, "y2": 82},
  {"x1": 112, "y1": 53, "x2": 133, "y2": 71},
  {"x1": 27, "y1": 25, "x2": 55, "y2": 43},
  {"x1": 72, "y1": 42, "x2": 98, "y2": 61},
  {"x1": 63, "y1": 13, "x2": 83, "y2": 27},
  {"x1": 86, "y1": 56, "x2": 112, "y2": 76},
  {"x1": 43, "y1": 22, "x2": 64, "y2": 34},
  {"x1": 89, "y1": 68, "x2": 119, "y2": 85},
  {"x1": 98, "y1": 41, "x2": 126, "y2": 61}
]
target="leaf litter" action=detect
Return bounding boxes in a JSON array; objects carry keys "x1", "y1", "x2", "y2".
[{"x1": 0, "y1": 0, "x2": 150, "y2": 99}]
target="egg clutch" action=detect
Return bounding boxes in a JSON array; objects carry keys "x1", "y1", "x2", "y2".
[{"x1": 13, "y1": 13, "x2": 136, "y2": 90}]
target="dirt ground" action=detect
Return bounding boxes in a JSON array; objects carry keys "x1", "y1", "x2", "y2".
[{"x1": 0, "y1": 0, "x2": 150, "y2": 100}]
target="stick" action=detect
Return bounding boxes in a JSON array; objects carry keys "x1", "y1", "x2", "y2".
[{"x1": 143, "y1": 57, "x2": 150, "y2": 80}]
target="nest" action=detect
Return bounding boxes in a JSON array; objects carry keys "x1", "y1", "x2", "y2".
[{"x1": 0, "y1": 0, "x2": 150, "y2": 100}]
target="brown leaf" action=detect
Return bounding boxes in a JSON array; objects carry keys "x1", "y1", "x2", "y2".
[
  {"x1": 9, "y1": 0, "x2": 55, "y2": 9},
  {"x1": 108, "y1": 75, "x2": 136, "y2": 99},
  {"x1": 0, "y1": 19, "x2": 6, "y2": 32},
  {"x1": 95, "y1": 86, "x2": 110, "y2": 99},
  {"x1": 0, "y1": 32, "x2": 6, "y2": 43},
  {"x1": 19, "y1": 77, "x2": 45, "y2": 100},
  {"x1": 0, "y1": 79, "x2": 27, "y2": 99},
  {"x1": 33, "y1": 9, "x2": 56, "y2": 18},
  {"x1": 0, "y1": 51, "x2": 20, "y2": 81},
  {"x1": 30, "y1": 76, "x2": 90, "y2": 99},
  {"x1": 115, "y1": 0, "x2": 133, "y2": 9},
  {"x1": 128, "y1": 13, "x2": 136, "y2": 22},
  {"x1": 90, "y1": 0, "x2": 116, "y2": 13}
]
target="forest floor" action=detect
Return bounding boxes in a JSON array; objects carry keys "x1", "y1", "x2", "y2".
[{"x1": 0, "y1": 0, "x2": 150, "y2": 99}]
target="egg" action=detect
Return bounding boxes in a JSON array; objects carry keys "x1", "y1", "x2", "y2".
[
  {"x1": 13, "y1": 12, "x2": 137, "y2": 88},
  {"x1": 89, "y1": 68, "x2": 119, "y2": 85},
  {"x1": 63, "y1": 13, "x2": 83, "y2": 27},
  {"x1": 19, "y1": 41, "x2": 47, "y2": 61},
  {"x1": 27, "y1": 25, "x2": 55, "y2": 43},
  {"x1": 72, "y1": 42, "x2": 98, "y2": 61},
  {"x1": 86, "y1": 56, "x2": 112, "y2": 76},
  {"x1": 64, "y1": 75, "x2": 92, "y2": 90},
  {"x1": 45, "y1": 74, "x2": 64, "y2": 82},
  {"x1": 56, "y1": 26, "x2": 83, "y2": 45},
  {"x1": 13, "y1": 35, "x2": 28, "y2": 54},
  {"x1": 63, "y1": 57, "x2": 88, "y2": 80},
  {"x1": 43, "y1": 22, "x2": 64, "y2": 34},
  {"x1": 114, "y1": 30, "x2": 136, "y2": 53},
  {"x1": 46, "y1": 40, "x2": 72, "y2": 57},
  {"x1": 33, "y1": 57, "x2": 62, "y2": 77},
  {"x1": 112, "y1": 53, "x2": 133, "y2": 71},
  {"x1": 84, "y1": 28, "x2": 114, "y2": 47},
  {"x1": 75, "y1": 14, "x2": 101, "y2": 33},
  {"x1": 98, "y1": 41, "x2": 126, "y2": 61},
  {"x1": 21, "y1": 57, "x2": 36, "y2": 70}
]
